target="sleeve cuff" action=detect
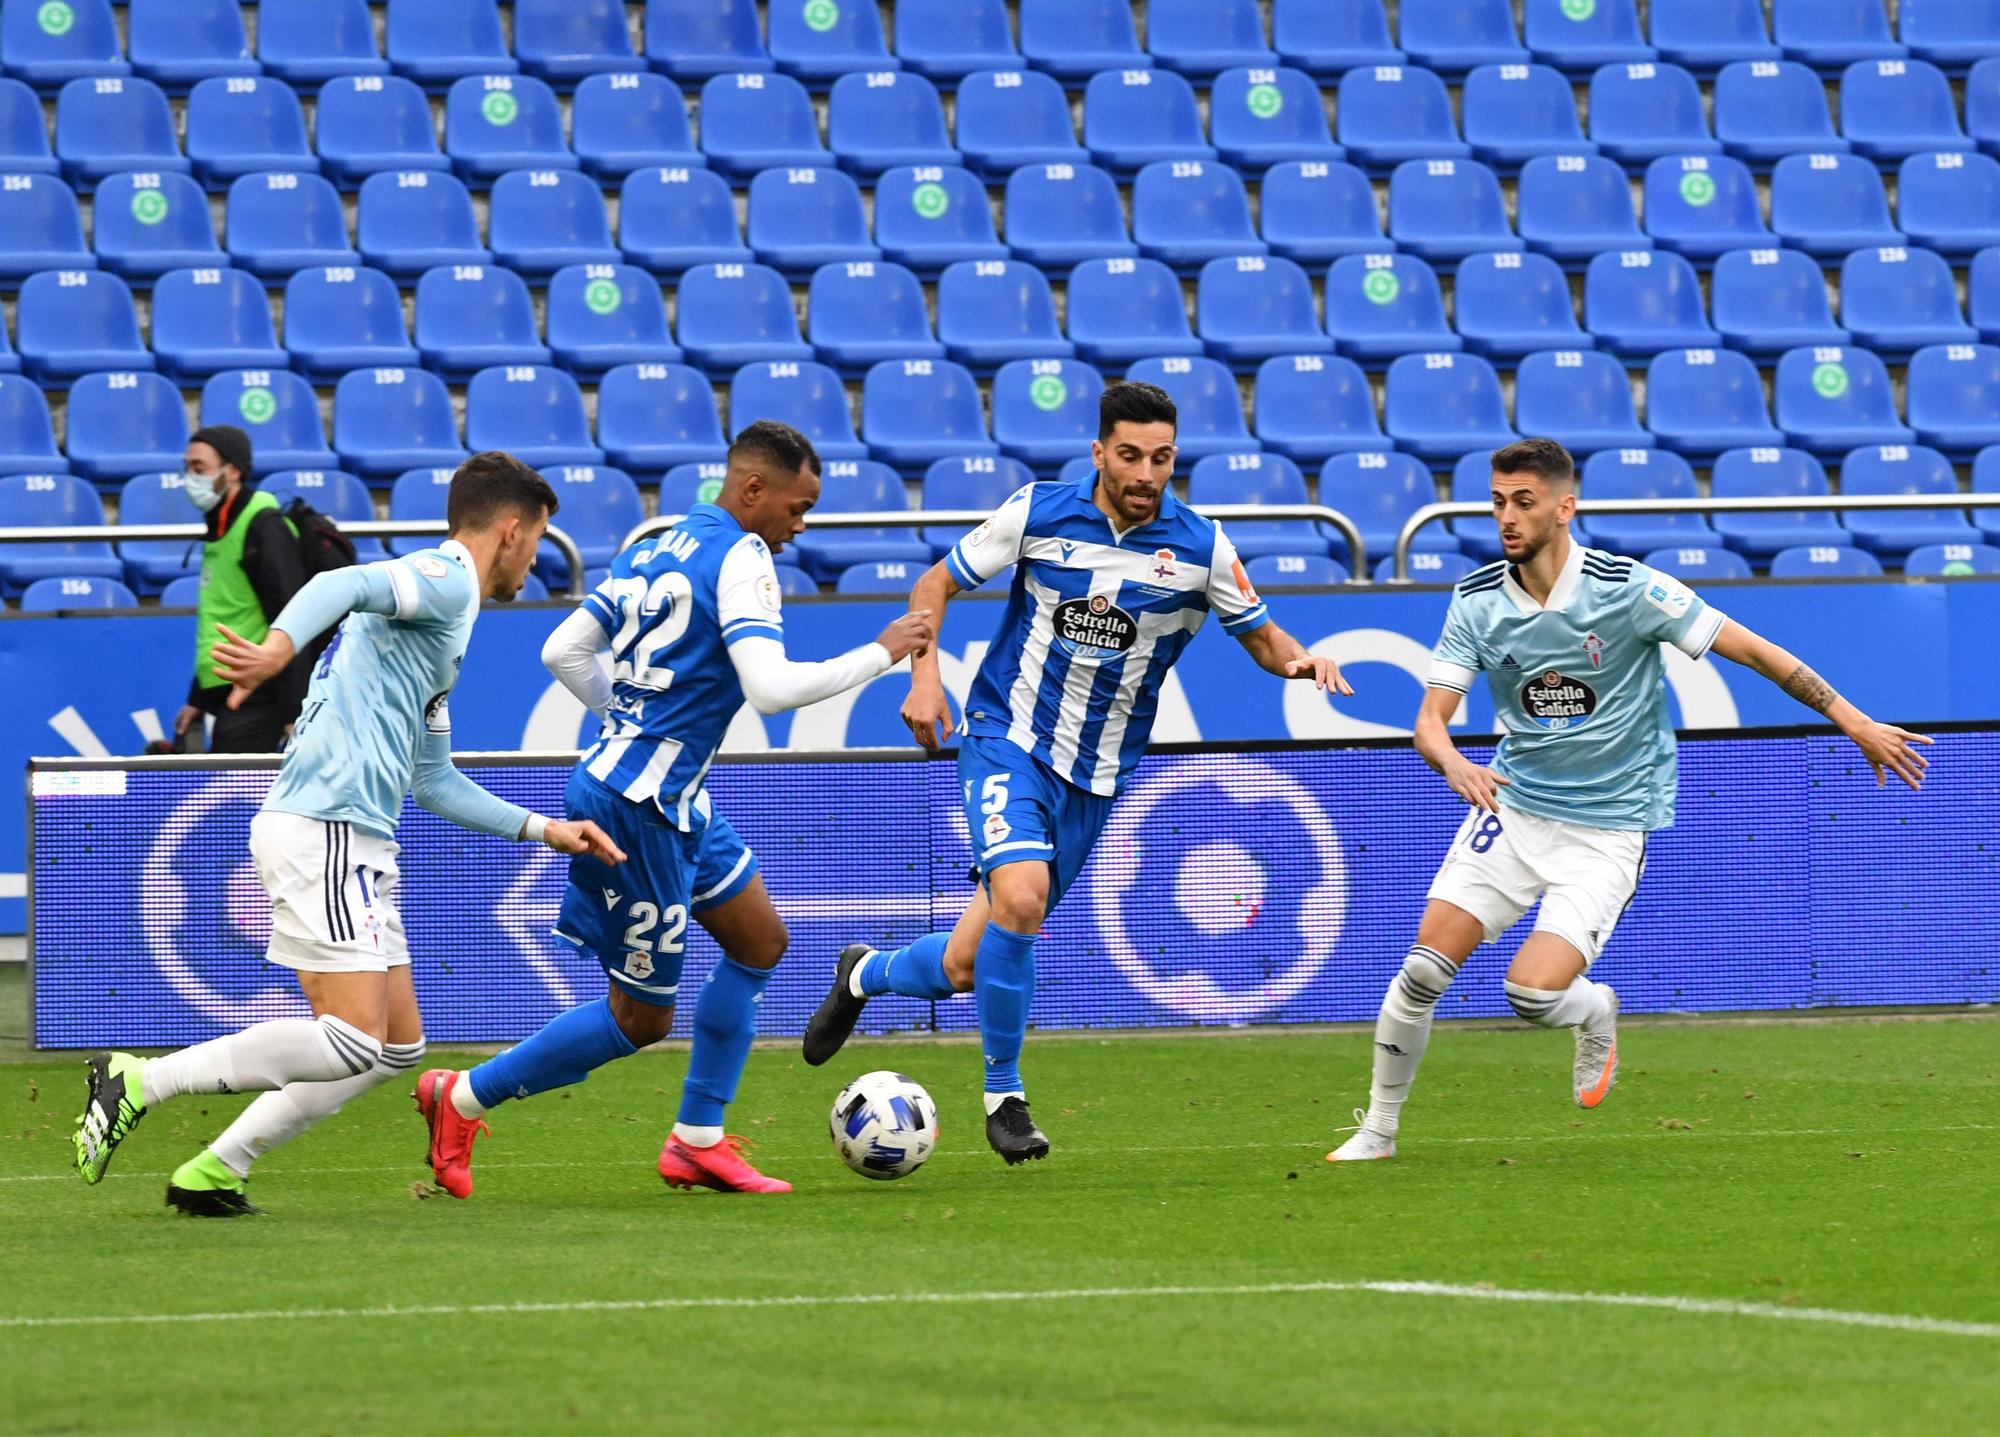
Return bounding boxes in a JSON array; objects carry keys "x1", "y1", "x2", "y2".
[
  {"x1": 722, "y1": 620, "x2": 784, "y2": 646},
  {"x1": 384, "y1": 560, "x2": 418, "y2": 620},
  {"x1": 1427, "y1": 659, "x2": 1477, "y2": 693},
  {"x1": 1676, "y1": 606, "x2": 1727, "y2": 660},
  {"x1": 944, "y1": 546, "x2": 982, "y2": 591},
  {"x1": 1220, "y1": 604, "x2": 1271, "y2": 635}
]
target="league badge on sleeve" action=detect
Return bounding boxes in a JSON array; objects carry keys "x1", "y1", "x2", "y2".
[
  {"x1": 1645, "y1": 576, "x2": 1694, "y2": 620},
  {"x1": 414, "y1": 555, "x2": 448, "y2": 578}
]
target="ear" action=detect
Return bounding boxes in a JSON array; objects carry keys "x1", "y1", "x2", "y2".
[{"x1": 1089, "y1": 439, "x2": 1105, "y2": 471}]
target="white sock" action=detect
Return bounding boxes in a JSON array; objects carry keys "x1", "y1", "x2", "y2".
[
  {"x1": 846, "y1": 956, "x2": 871, "y2": 998},
  {"x1": 673, "y1": 1123, "x2": 724, "y2": 1148},
  {"x1": 1505, "y1": 977, "x2": 1613, "y2": 1030},
  {"x1": 140, "y1": 1015, "x2": 382, "y2": 1106},
  {"x1": 1364, "y1": 945, "x2": 1461, "y2": 1138},
  {"x1": 449, "y1": 1073, "x2": 486, "y2": 1119},
  {"x1": 981, "y1": 1090, "x2": 1025, "y2": 1116},
  {"x1": 208, "y1": 1039, "x2": 426, "y2": 1178}
]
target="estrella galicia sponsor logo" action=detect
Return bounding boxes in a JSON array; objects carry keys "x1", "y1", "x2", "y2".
[
  {"x1": 1520, "y1": 669, "x2": 1597, "y2": 730},
  {"x1": 1052, "y1": 595, "x2": 1136, "y2": 660}
]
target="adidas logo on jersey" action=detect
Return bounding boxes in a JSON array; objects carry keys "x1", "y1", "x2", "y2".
[{"x1": 1499, "y1": 652, "x2": 1520, "y2": 669}]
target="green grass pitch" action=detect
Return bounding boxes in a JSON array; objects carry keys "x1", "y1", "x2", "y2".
[{"x1": 2, "y1": 965, "x2": 1995, "y2": 1436}]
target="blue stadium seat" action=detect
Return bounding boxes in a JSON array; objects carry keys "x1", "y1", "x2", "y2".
[
  {"x1": 1315, "y1": 450, "x2": 1458, "y2": 561},
  {"x1": 316, "y1": 75, "x2": 448, "y2": 188},
  {"x1": 895, "y1": 0, "x2": 1017, "y2": 82},
  {"x1": 259, "y1": 0, "x2": 389, "y2": 83},
  {"x1": 53, "y1": 76, "x2": 185, "y2": 189},
  {"x1": 769, "y1": 0, "x2": 896, "y2": 87},
  {"x1": 1644, "y1": 347, "x2": 1781, "y2": 455},
  {"x1": 151, "y1": 266, "x2": 288, "y2": 382},
  {"x1": 0, "y1": 475, "x2": 121, "y2": 594},
  {"x1": 185, "y1": 76, "x2": 316, "y2": 187},
  {"x1": 1326, "y1": 253, "x2": 1458, "y2": 364},
  {"x1": 1146, "y1": 0, "x2": 1275, "y2": 77},
  {"x1": 1273, "y1": 0, "x2": 1402, "y2": 72},
  {"x1": 1253, "y1": 353, "x2": 1389, "y2": 462},
  {"x1": 1899, "y1": 151, "x2": 2000, "y2": 254},
  {"x1": 1379, "y1": 550, "x2": 1478, "y2": 584},
  {"x1": 445, "y1": 76, "x2": 574, "y2": 182},
  {"x1": 1710, "y1": 446, "x2": 1851, "y2": 558},
  {"x1": 264, "y1": 469, "x2": 383, "y2": 562},
  {"x1": 1189, "y1": 451, "x2": 1331, "y2": 560},
  {"x1": 386, "y1": 0, "x2": 515, "y2": 88},
  {"x1": 1975, "y1": 445, "x2": 2000, "y2": 541},
  {"x1": 1715, "y1": 60, "x2": 1848, "y2": 166},
  {"x1": 546, "y1": 263, "x2": 679, "y2": 377},
  {"x1": 1975, "y1": 249, "x2": 2000, "y2": 342},
  {"x1": 1640, "y1": 545, "x2": 1754, "y2": 580},
  {"x1": 992, "y1": 358, "x2": 1105, "y2": 470},
  {"x1": 94, "y1": 171, "x2": 221, "y2": 283},
  {"x1": 20, "y1": 573, "x2": 136, "y2": 610},
  {"x1": 746, "y1": 166, "x2": 879, "y2": 274},
  {"x1": 1772, "y1": 0, "x2": 1904, "y2": 70},
  {"x1": 698, "y1": 71, "x2": 827, "y2": 179},
  {"x1": 533, "y1": 463, "x2": 643, "y2": 580},
  {"x1": 201, "y1": 370, "x2": 336, "y2": 472},
  {"x1": 1003, "y1": 163, "x2": 1137, "y2": 267},
  {"x1": 729, "y1": 360, "x2": 867, "y2": 461},
  {"x1": 513, "y1": 0, "x2": 638, "y2": 84},
  {"x1": 283, "y1": 264, "x2": 417, "y2": 379},
  {"x1": 918, "y1": 453, "x2": 1034, "y2": 554},
  {"x1": 465, "y1": 365, "x2": 602, "y2": 468},
  {"x1": 644, "y1": 0, "x2": 770, "y2": 82},
  {"x1": 657, "y1": 460, "x2": 730, "y2": 517},
  {"x1": 1210, "y1": 66, "x2": 1342, "y2": 171},
  {"x1": 1126, "y1": 356, "x2": 1257, "y2": 461},
  {"x1": 14, "y1": 268, "x2": 147, "y2": 383},
  {"x1": 226, "y1": 173, "x2": 358, "y2": 279},
  {"x1": 789, "y1": 459, "x2": 931, "y2": 582},
  {"x1": 1904, "y1": 541, "x2": 2000, "y2": 576},
  {"x1": 1384, "y1": 351, "x2": 1517, "y2": 463},
  {"x1": 1516, "y1": 153, "x2": 1649, "y2": 266},
  {"x1": 1900, "y1": 1, "x2": 2000, "y2": 71},
  {"x1": 828, "y1": 71, "x2": 956, "y2": 176},
  {"x1": 1841, "y1": 59, "x2": 1971, "y2": 161},
  {"x1": 333, "y1": 366, "x2": 467, "y2": 478},
  {"x1": 1775, "y1": 345, "x2": 1913, "y2": 453},
  {"x1": 0, "y1": 77, "x2": 58, "y2": 175},
  {"x1": 1018, "y1": 0, "x2": 1147, "y2": 81},
  {"x1": 384, "y1": 465, "x2": 457, "y2": 557},
  {"x1": 1197, "y1": 255, "x2": 1330, "y2": 367},
  {"x1": 1516, "y1": 349, "x2": 1651, "y2": 454},
  {"x1": 1259, "y1": 160, "x2": 1392, "y2": 264},
  {"x1": 1644, "y1": 155, "x2": 1772, "y2": 260},
  {"x1": 1588, "y1": 62, "x2": 1720, "y2": 165},
  {"x1": 571, "y1": 72, "x2": 699, "y2": 181},
  {"x1": 875, "y1": 165, "x2": 1005, "y2": 274},
  {"x1": 1651, "y1": 0, "x2": 1779, "y2": 74},
  {"x1": 675, "y1": 261, "x2": 812, "y2": 371},
  {"x1": 1083, "y1": 69, "x2": 1213, "y2": 176},
  {"x1": 1523, "y1": 0, "x2": 1652, "y2": 73},
  {"x1": 489, "y1": 169, "x2": 620, "y2": 275},
  {"x1": 809, "y1": 260, "x2": 943, "y2": 373},
  {"x1": 64, "y1": 370, "x2": 188, "y2": 480},
  {"x1": 1454, "y1": 251, "x2": 1588, "y2": 359},
  {"x1": 1400, "y1": 0, "x2": 1527, "y2": 74},
  {"x1": 413, "y1": 264, "x2": 549, "y2": 376},
  {"x1": 1248, "y1": 553, "x2": 1351, "y2": 587},
  {"x1": 1388, "y1": 158, "x2": 1521, "y2": 263},
  {"x1": 1840, "y1": 246, "x2": 1975, "y2": 354},
  {"x1": 1066, "y1": 258, "x2": 1203, "y2": 367},
  {"x1": 1907, "y1": 342, "x2": 2000, "y2": 456},
  {"x1": 618, "y1": 166, "x2": 749, "y2": 273},
  {"x1": 1337, "y1": 64, "x2": 1469, "y2": 172},
  {"x1": 862, "y1": 358, "x2": 997, "y2": 471},
  {"x1": 1462, "y1": 62, "x2": 1590, "y2": 167},
  {"x1": 596, "y1": 362, "x2": 726, "y2": 473},
  {"x1": 0, "y1": 316, "x2": 14, "y2": 375},
  {"x1": 357, "y1": 170, "x2": 489, "y2": 277},
  {"x1": 0, "y1": 375, "x2": 66, "y2": 474},
  {"x1": 1132, "y1": 160, "x2": 1265, "y2": 271},
  {"x1": 937, "y1": 260, "x2": 1073, "y2": 371},
  {"x1": 1839, "y1": 443, "x2": 1977, "y2": 555},
  {"x1": 1972, "y1": 58, "x2": 2000, "y2": 155},
  {"x1": 1711, "y1": 247, "x2": 1848, "y2": 354},
  {"x1": 116, "y1": 470, "x2": 202, "y2": 590},
  {"x1": 1768, "y1": 152, "x2": 1906, "y2": 256},
  {"x1": 1578, "y1": 447, "x2": 1712, "y2": 554},
  {"x1": 771, "y1": 566, "x2": 817, "y2": 595},
  {"x1": 952, "y1": 70, "x2": 1084, "y2": 177},
  {"x1": 0, "y1": 172, "x2": 92, "y2": 281},
  {"x1": 1769, "y1": 543, "x2": 1882, "y2": 576},
  {"x1": 1, "y1": 0, "x2": 126, "y2": 91},
  {"x1": 834, "y1": 560, "x2": 928, "y2": 595}
]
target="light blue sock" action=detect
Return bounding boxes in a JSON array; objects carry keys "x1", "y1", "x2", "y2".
[
  {"x1": 677, "y1": 957, "x2": 772, "y2": 1128},
  {"x1": 859, "y1": 933, "x2": 956, "y2": 1000},
  {"x1": 467, "y1": 996, "x2": 638, "y2": 1110},
  {"x1": 973, "y1": 922, "x2": 1036, "y2": 1095}
]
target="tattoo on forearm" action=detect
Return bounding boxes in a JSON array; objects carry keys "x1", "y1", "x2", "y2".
[{"x1": 1782, "y1": 662, "x2": 1837, "y2": 714}]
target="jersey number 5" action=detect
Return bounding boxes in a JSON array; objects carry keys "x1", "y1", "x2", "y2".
[{"x1": 964, "y1": 774, "x2": 1009, "y2": 814}]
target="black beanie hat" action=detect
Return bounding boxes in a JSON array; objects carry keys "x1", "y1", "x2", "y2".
[{"x1": 190, "y1": 424, "x2": 253, "y2": 479}]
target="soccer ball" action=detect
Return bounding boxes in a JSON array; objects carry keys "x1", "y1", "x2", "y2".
[{"x1": 829, "y1": 1071, "x2": 939, "y2": 1181}]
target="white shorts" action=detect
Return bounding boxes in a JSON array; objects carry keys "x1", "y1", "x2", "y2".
[
  {"x1": 250, "y1": 810, "x2": 409, "y2": 973},
  {"x1": 1425, "y1": 804, "x2": 1647, "y2": 967}
]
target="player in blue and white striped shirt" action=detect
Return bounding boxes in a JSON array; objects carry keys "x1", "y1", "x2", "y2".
[{"x1": 802, "y1": 382, "x2": 1351, "y2": 1164}]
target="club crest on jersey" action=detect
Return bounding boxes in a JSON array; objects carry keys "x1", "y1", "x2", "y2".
[
  {"x1": 1583, "y1": 632, "x2": 1605, "y2": 669},
  {"x1": 982, "y1": 812, "x2": 1012, "y2": 847},
  {"x1": 623, "y1": 951, "x2": 655, "y2": 981},
  {"x1": 1520, "y1": 669, "x2": 1598, "y2": 730},
  {"x1": 1153, "y1": 548, "x2": 1178, "y2": 582},
  {"x1": 1053, "y1": 594, "x2": 1137, "y2": 660}
]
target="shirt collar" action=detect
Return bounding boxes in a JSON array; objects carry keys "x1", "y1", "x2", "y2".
[
  {"x1": 1074, "y1": 470, "x2": 1179, "y2": 533},
  {"x1": 440, "y1": 538, "x2": 476, "y2": 571},
  {"x1": 1502, "y1": 538, "x2": 1585, "y2": 616}
]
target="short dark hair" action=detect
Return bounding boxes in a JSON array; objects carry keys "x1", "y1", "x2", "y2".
[
  {"x1": 1491, "y1": 437, "x2": 1577, "y2": 488},
  {"x1": 1098, "y1": 380, "x2": 1178, "y2": 441},
  {"x1": 446, "y1": 451, "x2": 559, "y2": 531},
  {"x1": 728, "y1": 419, "x2": 820, "y2": 480}
]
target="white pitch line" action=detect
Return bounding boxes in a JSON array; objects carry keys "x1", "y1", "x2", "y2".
[{"x1": 1, "y1": 1279, "x2": 1996, "y2": 1339}]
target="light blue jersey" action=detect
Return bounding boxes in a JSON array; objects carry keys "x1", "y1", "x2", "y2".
[{"x1": 1426, "y1": 543, "x2": 1727, "y2": 831}]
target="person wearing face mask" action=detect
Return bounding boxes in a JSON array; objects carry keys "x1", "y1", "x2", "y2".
[{"x1": 172, "y1": 424, "x2": 310, "y2": 752}]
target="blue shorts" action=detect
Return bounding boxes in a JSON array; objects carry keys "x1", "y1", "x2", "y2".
[
  {"x1": 958, "y1": 735, "x2": 1114, "y2": 914},
  {"x1": 552, "y1": 769, "x2": 760, "y2": 1008}
]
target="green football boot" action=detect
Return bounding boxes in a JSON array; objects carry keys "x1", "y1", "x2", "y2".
[
  {"x1": 73, "y1": 1052, "x2": 149, "y2": 1184},
  {"x1": 166, "y1": 1149, "x2": 264, "y2": 1218}
]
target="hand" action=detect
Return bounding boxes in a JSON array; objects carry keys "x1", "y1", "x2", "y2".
[
  {"x1": 875, "y1": 609, "x2": 935, "y2": 665},
  {"x1": 173, "y1": 703, "x2": 202, "y2": 737},
  {"x1": 210, "y1": 624, "x2": 296, "y2": 711},
  {"x1": 1283, "y1": 654, "x2": 1354, "y2": 696},
  {"x1": 1443, "y1": 756, "x2": 1511, "y2": 814},
  {"x1": 540, "y1": 818, "x2": 627, "y2": 864},
  {"x1": 902, "y1": 681, "x2": 956, "y2": 752},
  {"x1": 1847, "y1": 720, "x2": 1933, "y2": 791}
]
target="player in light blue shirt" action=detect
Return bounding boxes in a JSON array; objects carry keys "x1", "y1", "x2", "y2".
[
  {"x1": 74, "y1": 453, "x2": 624, "y2": 1216},
  {"x1": 1330, "y1": 438, "x2": 1931, "y2": 1163}
]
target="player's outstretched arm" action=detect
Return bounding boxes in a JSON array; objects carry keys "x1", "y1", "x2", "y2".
[
  {"x1": 1235, "y1": 621, "x2": 1354, "y2": 694},
  {"x1": 902, "y1": 562, "x2": 961, "y2": 750},
  {"x1": 1707, "y1": 620, "x2": 1932, "y2": 790},
  {"x1": 1415, "y1": 686, "x2": 1509, "y2": 813},
  {"x1": 540, "y1": 606, "x2": 614, "y2": 719},
  {"x1": 408, "y1": 729, "x2": 627, "y2": 860},
  {"x1": 210, "y1": 563, "x2": 415, "y2": 709},
  {"x1": 728, "y1": 611, "x2": 934, "y2": 717}
]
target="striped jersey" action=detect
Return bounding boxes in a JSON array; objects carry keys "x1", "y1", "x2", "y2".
[
  {"x1": 946, "y1": 475, "x2": 1270, "y2": 797},
  {"x1": 1426, "y1": 542, "x2": 1728, "y2": 831},
  {"x1": 577, "y1": 504, "x2": 786, "y2": 831}
]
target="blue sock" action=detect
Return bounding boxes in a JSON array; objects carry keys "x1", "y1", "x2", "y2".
[
  {"x1": 859, "y1": 933, "x2": 956, "y2": 1000},
  {"x1": 677, "y1": 957, "x2": 772, "y2": 1128},
  {"x1": 467, "y1": 996, "x2": 638, "y2": 1110},
  {"x1": 973, "y1": 922, "x2": 1037, "y2": 1095}
]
